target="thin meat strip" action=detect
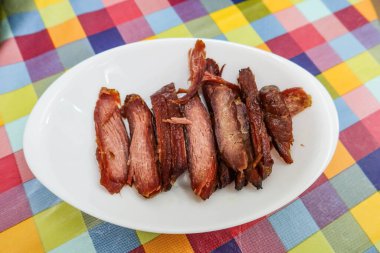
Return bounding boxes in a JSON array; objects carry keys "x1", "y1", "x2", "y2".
[
  {"x1": 203, "y1": 83, "x2": 248, "y2": 171},
  {"x1": 238, "y1": 68, "x2": 274, "y2": 179},
  {"x1": 183, "y1": 95, "x2": 218, "y2": 200},
  {"x1": 151, "y1": 83, "x2": 187, "y2": 190},
  {"x1": 235, "y1": 98, "x2": 263, "y2": 189},
  {"x1": 94, "y1": 87, "x2": 130, "y2": 194},
  {"x1": 260, "y1": 85, "x2": 293, "y2": 164},
  {"x1": 121, "y1": 94, "x2": 161, "y2": 198}
]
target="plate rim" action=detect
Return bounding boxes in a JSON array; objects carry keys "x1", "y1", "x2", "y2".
[{"x1": 23, "y1": 38, "x2": 339, "y2": 233}]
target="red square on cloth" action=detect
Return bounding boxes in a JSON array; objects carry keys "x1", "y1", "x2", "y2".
[
  {"x1": 340, "y1": 121, "x2": 380, "y2": 160},
  {"x1": 187, "y1": 229, "x2": 234, "y2": 253},
  {"x1": 78, "y1": 9, "x2": 114, "y2": 36},
  {"x1": 168, "y1": 0, "x2": 186, "y2": 5},
  {"x1": 106, "y1": 0, "x2": 143, "y2": 25},
  {"x1": 335, "y1": 6, "x2": 368, "y2": 31},
  {"x1": 266, "y1": 33, "x2": 303, "y2": 59},
  {"x1": 15, "y1": 30, "x2": 54, "y2": 60},
  {"x1": 290, "y1": 24, "x2": 325, "y2": 51},
  {"x1": 0, "y1": 154, "x2": 22, "y2": 193}
]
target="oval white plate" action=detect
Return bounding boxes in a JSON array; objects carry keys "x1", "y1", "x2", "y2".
[{"x1": 24, "y1": 38, "x2": 338, "y2": 234}]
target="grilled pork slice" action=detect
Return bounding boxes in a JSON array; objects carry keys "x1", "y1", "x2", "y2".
[
  {"x1": 151, "y1": 83, "x2": 187, "y2": 190},
  {"x1": 238, "y1": 68, "x2": 274, "y2": 179},
  {"x1": 203, "y1": 84, "x2": 248, "y2": 171},
  {"x1": 235, "y1": 99, "x2": 263, "y2": 189},
  {"x1": 94, "y1": 87, "x2": 130, "y2": 194},
  {"x1": 183, "y1": 95, "x2": 217, "y2": 200},
  {"x1": 121, "y1": 94, "x2": 161, "y2": 198},
  {"x1": 203, "y1": 58, "x2": 236, "y2": 189},
  {"x1": 260, "y1": 85, "x2": 293, "y2": 164}
]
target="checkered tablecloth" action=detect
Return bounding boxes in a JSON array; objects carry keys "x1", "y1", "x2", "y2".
[{"x1": 1, "y1": 0, "x2": 380, "y2": 252}]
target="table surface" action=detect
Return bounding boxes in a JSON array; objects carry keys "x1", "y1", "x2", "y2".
[{"x1": 1, "y1": 0, "x2": 380, "y2": 252}]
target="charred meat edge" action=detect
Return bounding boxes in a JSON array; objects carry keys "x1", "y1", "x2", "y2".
[
  {"x1": 121, "y1": 94, "x2": 161, "y2": 198},
  {"x1": 94, "y1": 87, "x2": 130, "y2": 194}
]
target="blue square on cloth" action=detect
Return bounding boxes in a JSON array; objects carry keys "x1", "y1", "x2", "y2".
[
  {"x1": 88, "y1": 27, "x2": 124, "y2": 54},
  {"x1": 321, "y1": 0, "x2": 349, "y2": 12},
  {"x1": 49, "y1": 232, "x2": 96, "y2": 253},
  {"x1": 145, "y1": 7, "x2": 182, "y2": 34},
  {"x1": 23, "y1": 178, "x2": 61, "y2": 215},
  {"x1": 296, "y1": 0, "x2": 331, "y2": 22},
  {"x1": 70, "y1": 0, "x2": 104, "y2": 15},
  {"x1": 334, "y1": 97, "x2": 359, "y2": 131},
  {"x1": 8, "y1": 11, "x2": 44, "y2": 36},
  {"x1": 329, "y1": 33, "x2": 366, "y2": 60},
  {"x1": 358, "y1": 148, "x2": 380, "y2": 190},
  {"x1": 212, "y1": 239, "x2": 242, "y2": 253},
  {"x1": 331, "y1": 164, "x2": 377, "y2": 208},
  {"x1": 89, "y1": 222, "x2": 140, "y2": 253},
  {"x1": 213, "y1": 34, "x2": 227, "y2": 41},
  {"x1": 0, "y1": 62, "x2": 31, "y2": 94},
  {"x1": 269, "y1": 199, "x2": 319, "y2": 250},
  {"x1": 290, "y1": 53, "x2": 320, "y2": 76},
  {"x1": 5, "y1": 115, "x2": 28, "y2": 152},
  {"x1": 251, "y1": 15, "x2": 286, "y2": 41}
]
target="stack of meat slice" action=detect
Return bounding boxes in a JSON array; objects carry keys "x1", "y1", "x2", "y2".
[{"x1": 94, "y1": 39, "x2": 312, "y2": 200}]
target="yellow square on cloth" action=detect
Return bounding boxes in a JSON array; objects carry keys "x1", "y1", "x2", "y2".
[
  {"x1": 322, "y1": 62, "x2": 362, "y2": 96},
  {"x1": 351, "y1": 193, "x2": 380, "y2": 243},
  {"x1": 48, "y1": 17, "x2": 86, "y2": 48},
  {"x1": 0, "y1": 218, "x2": 44, "y2": 253},
  {"x1": 210, "y1": 5, "x2": 249, "y2": 33}
]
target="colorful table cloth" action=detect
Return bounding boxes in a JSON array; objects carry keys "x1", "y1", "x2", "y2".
[{"x1": 1, "y1": 0, "x2": 380, "y2": 252}]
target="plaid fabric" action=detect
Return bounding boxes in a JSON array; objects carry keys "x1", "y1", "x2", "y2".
[{"x1": 1, "y1": 0, "x2": 380, "y2": 252}]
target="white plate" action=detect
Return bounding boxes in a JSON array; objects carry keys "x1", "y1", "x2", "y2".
[{"x1": 24, "y1": 38, "x2": 338, "y2": 234}]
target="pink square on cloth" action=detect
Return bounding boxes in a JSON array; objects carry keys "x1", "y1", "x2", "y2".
[
  {"x1": 343, "y1": 86, "x2": 380, "y2": 119},
  {"x1": 0, "y1": 38, "x2": 23, "y2": 67},
  {"x1": 275, "y1": 6, "x2": 309, "y2": 32},
  {"x1": 313, "y1": 14, "x2": 348, "y2": 41}
]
